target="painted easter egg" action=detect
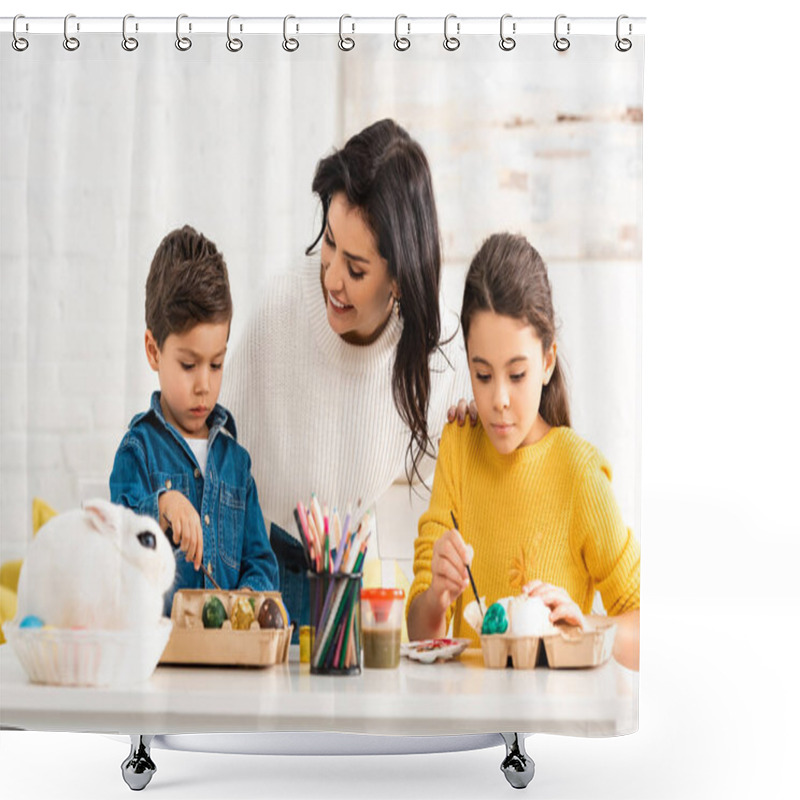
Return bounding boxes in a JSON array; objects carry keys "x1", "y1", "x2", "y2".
[
  {"x1": 231, "y1": 596, "x2": 256, "y2": 630},
  {"x1": 481, "y1": 602, "x2": 509, "y2": 635},
  {"x1": 19, "y1": 615, "x2": 45, "y2": 629},
  {"x1": 201, "y1": 596, "x2": 227, "y2": 629},
  {"x1": 257, "y1": 597, "x2": 286, "y2": 629}
]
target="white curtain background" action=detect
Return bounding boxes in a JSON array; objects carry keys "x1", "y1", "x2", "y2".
[{"x1": 1, "y1": 33, "x2": 643, "y2": 564}]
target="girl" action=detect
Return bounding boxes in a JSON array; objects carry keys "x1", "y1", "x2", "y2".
[{"x1": 406, "y1": 233, "x2": 640, "y2": 670}]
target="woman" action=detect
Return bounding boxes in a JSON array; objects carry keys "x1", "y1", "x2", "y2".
[{"x1": 223, "y1": 119, "x2": 470, "y2": 630}]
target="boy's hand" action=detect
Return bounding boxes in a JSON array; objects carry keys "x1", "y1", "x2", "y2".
[
  {"x1": 446, "y1": 398, "x2": 479, "y2": 427},
  {"x1": 159, "y1": 490, "x2": 203, "y2": 570},
  {"x1": 429, "y1": 528, "x2": 474, "y2": 614},
  {"x1": 523, "y1": 580, "x2": 585, "y2": 629}
]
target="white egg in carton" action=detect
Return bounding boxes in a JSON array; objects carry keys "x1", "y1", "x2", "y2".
[{"x1": 465, "y1": 596, "x2": 617, "y2": 670}]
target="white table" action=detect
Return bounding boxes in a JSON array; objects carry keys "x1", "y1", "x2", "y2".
[
  {"x1": 0, "y1": 645, "x2": 638, "y2": 789},
  {"x1": 0, "y1": 645, "x2": 638, "y2": 790}
]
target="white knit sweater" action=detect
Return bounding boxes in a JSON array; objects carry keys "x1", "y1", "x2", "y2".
[{"x1": 222, "y1": 259, "x2": 471, "y2": 540}]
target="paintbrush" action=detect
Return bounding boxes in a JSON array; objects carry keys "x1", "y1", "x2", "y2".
[
  {"x1": 162, "y1": 511, "x2": 222, "y2": 591},
  {"x1": 450, "y1": 510, "x2": 483, "y2": 618}
]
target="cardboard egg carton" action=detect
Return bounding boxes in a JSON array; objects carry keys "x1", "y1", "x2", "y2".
[
  {"x1": 480, "y1": 618, "x2": 617, "y2": 669},
  {"x1": 160, "y1": 589, "x2": 291, "y2": 667}
]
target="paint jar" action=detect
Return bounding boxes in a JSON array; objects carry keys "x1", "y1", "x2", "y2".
[
  {"x1": 298, "y1": 625, "x2": 311, "y2": 664},
  {"x1": 361, "y1": 588, "x2": 405, "y2": 669},
  {"x1": 308, "y1": 571, "x2": 362, "y2": 675}
]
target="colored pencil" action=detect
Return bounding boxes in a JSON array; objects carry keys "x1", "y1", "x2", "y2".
[
  {"x1": 298, "y1": 502, "x2": 318, "y2": 567},
  {"x1": 293, "y1": 508, "x2": 312, "y2": 569},
  {"x1": 310, "y1": 494, "x2": 325, "y2": 548},
  {"x1": 333, "y1": 508, "x2": 341, "y2": 551}
]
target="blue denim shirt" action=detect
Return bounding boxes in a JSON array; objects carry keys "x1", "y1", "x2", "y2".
[{"x1": 109, "y1": 391, "x2": 279, "y2": 614}]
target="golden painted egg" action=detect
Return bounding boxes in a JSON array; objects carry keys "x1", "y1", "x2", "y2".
[{"x1": 230, "y1": 596, "x2": 256, "y2": 630}]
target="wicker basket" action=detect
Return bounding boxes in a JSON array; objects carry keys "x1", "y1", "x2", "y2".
[{"x1": 3, "y1": 619, "x2": 172, "y2": 686}]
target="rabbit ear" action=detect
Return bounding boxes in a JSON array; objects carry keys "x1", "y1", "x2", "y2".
[{"x1": 82, "y1": 498, "x2": 122, "y2": 537}]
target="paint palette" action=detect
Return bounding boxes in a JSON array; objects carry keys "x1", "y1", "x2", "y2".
[{"x1": 401, "y1": 638, "x2": 470, "y2": 664}]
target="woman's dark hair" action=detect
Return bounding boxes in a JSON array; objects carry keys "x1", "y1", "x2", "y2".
[
  {"x1": 307, "y1": 119, "x2": 443, "y2": 484},
  {"x1": 146, "y1": 225, "x2": 232, "y2": 348},
  {"x1": 461, "y1": 233, "x2": 571, "y2": 428}
]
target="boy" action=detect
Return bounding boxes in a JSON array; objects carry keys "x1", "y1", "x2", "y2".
[{"x1": 110, "y1": 225, "x2": 279, "y2": 614}]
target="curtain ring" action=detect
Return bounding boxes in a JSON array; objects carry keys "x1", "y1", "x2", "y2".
[
  {"x1": 443, "y1": 14, "x2": 460, "y2": 51},
  {"x1": 394, "y1": 15, "x2": 410, "y2": 51},
  {"x1": 499, "y1": 14, "x2": 516, "y2": 51},
  {"x1": 12, "y1": 15, "x2": 29, "y2": 52},
  {"x1": 175, "y1": 14, "x2": 192, "y2": 51},
  {"x1": 63, "y1": 13, "x2": 80, "y2": 51},
  {"x1": 338, "y1": 14, "x2": 355, "y2": 51},
  {"x1": 615, "y1": 15, "x2": 632, "y2": 52},
  {"x1": 226, "y1": 15, "x2": 243, "y2": 52},
  {"x1": 553, "y1": 14, "x2": 570, "y2": 52},
  {"x1": 122, "y1": 14, "x2": 138, "y2": 51},
  {"x1": 282, "y1": 15, "x2": 299, "y2": 52}
]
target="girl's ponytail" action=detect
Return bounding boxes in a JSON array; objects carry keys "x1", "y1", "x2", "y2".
[{"x1": 541, "y1": 360, "x2": 570, "y2": 428}]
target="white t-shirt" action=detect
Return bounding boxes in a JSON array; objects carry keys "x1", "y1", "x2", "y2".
[{"x1": 185, "y1": 436, "x2": 208, "y2": 477}]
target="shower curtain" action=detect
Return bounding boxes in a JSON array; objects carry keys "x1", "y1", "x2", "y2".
[{"x1": 0, "y1": 14, "x2": 644, "y2": 785}]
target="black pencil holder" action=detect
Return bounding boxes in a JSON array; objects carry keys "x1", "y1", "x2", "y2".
[{"x1": 308, "y1": 570, "x2": 362, "y2": 675}]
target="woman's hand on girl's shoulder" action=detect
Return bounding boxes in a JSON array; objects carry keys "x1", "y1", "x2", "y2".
[
  {"x1": 523, "y1": 580, "x2": 585, "y2": 629},
  {"x1": 446, "y1": 398, "x2": 479, "y2": 427}
]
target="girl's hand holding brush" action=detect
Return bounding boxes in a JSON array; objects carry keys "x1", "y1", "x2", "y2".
[
  {"x1": 407, "y1": 527, "x2": 473, "y2": 641},
  {"x1": 429, "y1": 528, "x2": 474, "y2": 613}
]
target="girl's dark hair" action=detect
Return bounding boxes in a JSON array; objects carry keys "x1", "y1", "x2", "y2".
[
  {"x1": 461, "y1": 233, "x2": 571, "y2": 428},
  {"x1": 306, "y1": 119, "x2": 443, "y2": 484},
  {"x1": 145, "y1": 225, "x2": 232, "y2": 348}
]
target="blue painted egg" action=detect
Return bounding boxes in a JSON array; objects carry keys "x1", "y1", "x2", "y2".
[{"x1": 20, "y1": 615, "x2": 45, "y2": 629}]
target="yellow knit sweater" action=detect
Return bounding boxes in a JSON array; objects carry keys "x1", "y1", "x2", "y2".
[{"x1": 408, "y1": 422, "x2": 640, "y2": 645}]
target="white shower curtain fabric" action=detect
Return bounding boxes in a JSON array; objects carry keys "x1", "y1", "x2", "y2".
[{"x1": 1, "y1": 29, "x2": 643, "y2": 733}]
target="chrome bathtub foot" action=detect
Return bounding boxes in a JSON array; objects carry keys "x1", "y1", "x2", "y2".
[
  {"x1": 121, "y1": 735, "x2": 156, "y2": 791},
  {"x1": 500, "y1": 732, "x2": 535, "y2": 789}
]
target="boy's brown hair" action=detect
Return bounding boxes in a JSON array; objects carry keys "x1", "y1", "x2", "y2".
[{"x1": 145, "y1": 225, "x2": 232, "y2": 348}]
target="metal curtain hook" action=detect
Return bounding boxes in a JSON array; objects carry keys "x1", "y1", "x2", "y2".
[
  {"x1": 553, "y1": 14, "x2": 570, "y2": 52},
  {"x1": 226, "y1": 15, "x2": 243, "y2": 52},
  {"x1": 175, "y1": 14, "x2": 192, "y2": 51},
  {"x1": 443, "y1": 14, "x2": 460, "y2": 51},
  {"x1": 122, "y1": 14, "x2": 138, "y2": 51},
  {"x1": 394, "y1": 14, "x2": 410, "y2": 51},
  {"x1": 63, "y1": 13, "x2": 80, "y2": 51},
  {"x1": 338, "y1": 14, "x2": 355, "y2": 51},
  {"x1": 615, "y1": 15, "x2": 632, "y2": 52},
  {"x1": 499, "y1": 14, "x2": 516, "y2": 51},
  {"x1": 282, "y1": 15, "x2": 299, "y2": 52},
  {"x1": 12, "y1": 14, "x2": 29, "y2": 52}
]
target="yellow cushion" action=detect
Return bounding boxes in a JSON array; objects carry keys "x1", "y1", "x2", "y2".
[
  {"x1": 0, "y1": 560, "x2": 23, "y2": 594},
  {"x1": 32, "y1": 497, "x2": 58, "y2": 535},
  {"x1": 0, "y1": 585, "x2": 17, "y2": 645}
]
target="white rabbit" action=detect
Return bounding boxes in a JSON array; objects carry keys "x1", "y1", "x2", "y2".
[{"x1": 16, "y1": 499, "x2": 176, "y2": 630}]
